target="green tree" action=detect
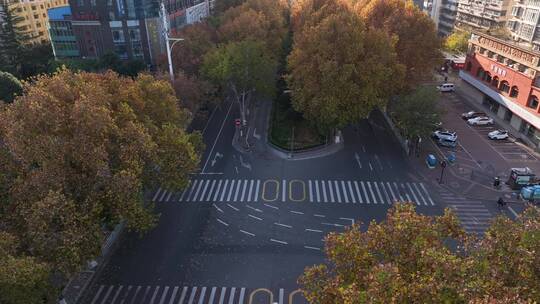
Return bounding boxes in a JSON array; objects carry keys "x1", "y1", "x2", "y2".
[
  {"x1": 214, "y1": 0, "x2": 247, "y2": 14},
  {"x1": 19, "y1": 42, "x2": 54, "y2": 79},
  {"x1": 287, "y1": 0, "x2": 404, "y2": 132},
  {"x1": 202, "y1": 40, "x2": 277, "y2": 125},
  {"x1": 299, "y1": 204, "x2": 540, "y2": 303},
  {"x1": 0, "y1": 71, "x2": 23, "y2": 103},
  {"x1": 0, "y1": 2, "x2": 30, "y2": 76},
  {"x1": 389, "y1": 86, "x2": 441, "y2": 139},
  {"x1": 356, "y1": 0, "x2": 442, "y2": 87},
  {"x1": 444, "y1": 30, "x2": 470, "y2": 54},
  {"x1": 0, "y1": 70, "x2": 202, "y2": 289}
]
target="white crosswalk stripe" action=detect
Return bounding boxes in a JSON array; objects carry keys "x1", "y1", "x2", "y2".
[
  {"x1": 437, "y1": 188, "x2": 493, "y2": 234},
  {"x1": 87, "y1": 285, "x2": 305, "y2": 304},
  {"x1": 152, "y1": 179, "x2": 436, "y2": 206}
]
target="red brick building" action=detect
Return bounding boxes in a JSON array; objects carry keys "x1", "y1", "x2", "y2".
[{"x1": 460, "y1": 31, "x2": 540, "y2": 149}]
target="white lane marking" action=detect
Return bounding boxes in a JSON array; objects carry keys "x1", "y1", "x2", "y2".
[
  {"x1": 354, "y1": 181, "x2": 363, "y2": 204},
  {"x1": 192, "y1": 180, "x2": 205, "y2": 202},
  {"x1": 334, "y1": 181, "x2": 342, "y2": 203},
  {"x1": 205, "y1": 180, "x2": 217, "y2": 201},
  {"x1": 208, "y1": 287, "x2": 216, "y2": 304},
  {"x1": 187, "y1": 287, "x2": 198, "y2": 304},
  {"x1": 328, "y1": 181, "x2": 335, "y2": 202},
  {"x1": 226, "y1": 203, "x2": 239, "y2": 211},
  {"x1": 508, "y1": 206, "x2": 519, "y2": 218},
  {"x1": 367, "y1": 182, "x2": 377, "y2": 204},
  {"x1": 321, "y1": 180, "x2": 328, "y2": 202},
  {"x1": 322, "y1": 222, "x2": 344, "y2": 227},
  {"x1": 246, "y1": 204, "x2": 262, "y2": 213},
  {"x1": 218, "y1": 287, "x2": 226, "y2": 304},
  {"x1": 305, "y1": 228, "x2": 323, "y2": 233},
  {"x1": 290, "y1": 210, "x2": 304, "y2": 215},
  {"x1": 368, "y1": 162, "x2": 373, "y2": 171},
  {"x1": 238, "y1": 288, "x2": 246, "y2": 304},
  {"x1": 233, "y1": 180, "x2": 241, "y2": 202},
  {"x1": 212, "y1": 180, "x2": 222, "y2": 201},
  {"x1": 347, "y1": 181, "x2": 356, "y2": 203},
  {"x1": 274, "y1": 222, "x2": 292, "y2": 228},
  {"x1": 315, "y1": 180, "x2": 321, "y2": 202},
  {"x1": 227, "y1": 287, "x2": 236, "y2": 304},
  {"x1": 406, "y1": 183, "x2": 420, "y2": 205},
  {"x1": 263, "y1": 203, "x2": 278, "y2": 210},
  {"x1": 282, "y1": 180, "x2": 286, "y2": 201},
  {"x1": 217, "y1": 219, "x2": 229, "y2": 226},
  {"x1": 308, "y1": 180, "x2": 313, "y2": 202},
  {"x1": 270, "y1": 238, "x2": 288, "y2": 245},
  {"x1": 361, "y1": 181, "x2": 369, "y2": 204},
  {"x1": 386, "y1": 182, "x2": 397, "y2": 203},
  {"x1": 219, "y1": 180, "x2": 229, "y2": 202},
  {"x1": 379, "y1": 182, "x2": 391, "y2": 204},
  {"x1": 168, "y1": 286, "x2": 179, "y2": 304},
  {"x1": 340, "y1": 217, "x2": 355, "y2": 225},
  {"x1": 247, "y1": 180, "x2": 254, "y2": 202},
  {"x1": 248, "y1": 214, "x2": 262, "y2": 221},
  {"x1": 131, "y1": 286, "x2": 143, "y2": 304},
  {"x1": 186, "y1": 180, "x2": 199, "y2": 201},
  {"x1": 394, "y1": 182, "x2": 404, "y2": 201},
  {"x1": 254, "y1": 180, "x2": 260, "y2": 202},
  {"x1": 152, "y1": 188, "x2": 162, "y2": 202},
  {"x1": 202, "y1": 101, "x2": 233, "y2": 173},
  {"x1": 420, "y1": 183, "x2": 435, "y2": 205},
  {"x1": 240, "y1": 230, "x2": 255, "y2": 236},
  {"x1": 401, "y1": 183, "x2": 412, "y2": 201},
  {"x1": 150, "y1": 286, "x2": 161, "y2": 304},
  {"x1": 110, "y1": 285, "x2": 124, "y2": 304},
  {"x1": 226, "y1": 180, "x2": 236, "y2": 202},
  {"x1": 213, "y1": 203, "x2": 223, "y2": 213},
  {"x1": 373, "y1": 182, "x2": 385, "y2": 204},
  {"x1": 165, "y1": 191, "x2": 173, "y2": 202},
  {"x1": 314, "y1": 214, "x2": 325, "y2": 218},
  {"x1": 197, "y1": 287, "x2": 206, "y2": 304},
  {"x1": 341, "y1": 181, "x2": 349, "y2": 203},
  {"x1": 179, "y1": 182, "x2": 191, "y2": 202},
  {"x1": 158, "y1": 189, "x2": 168, "y2": 202},
  {"x1": 201, "y1": 105, "x2": 218, "y2": 135},
  {"x1": 413, "y1": 183, "x2": 428, "y2": 206},
  {"x1": 240, "y1": 180, "x2": 248, "y2": 202},
  {"x1": 198, "y1": 180, "x2": 210, "y2": 202},
  {"x1": 304, "y1": 246, "x2": 321, "y2": 251}
]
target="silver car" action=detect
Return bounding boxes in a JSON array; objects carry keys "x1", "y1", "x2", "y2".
[{"x1": 432, "y1": 130, "x2": 457, "y2": 141}]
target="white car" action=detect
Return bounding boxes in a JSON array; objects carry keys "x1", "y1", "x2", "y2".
[
  {"x1": 432, "y1": 130, "x2": 457, "y2": 141},
  {"x1": 467, "y1": 116, "x2": 494, "y2": 125},
  {"x1": 488, "y1": 130, "x2": 509, "y2": 140}
]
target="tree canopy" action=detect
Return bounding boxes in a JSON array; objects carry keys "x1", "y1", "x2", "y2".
[
  {"x1": 355, "y1": 0, "x2": 442, "y2": 87},
  {"x1": 287, "y1": 0, "x2": 404, "y2": 131},
  {"x1": 0, "y1": 71, "x2": 23, "y2": 103},
  {"x1": 445, "y1": 30, "x2": 470, "y2": 54},
  {"x1": 0, "y1": 70, "x2": 203, "y2": 300},
  {"x1": 389, "y1": 86, "x2": 441, "y2": 139},
  {"x1": 300, "y1": 204, "x2": 540, "y2": 303}
]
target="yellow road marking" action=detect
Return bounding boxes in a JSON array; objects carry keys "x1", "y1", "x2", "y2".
[
  {"x1": 262, "y1": 179, "x2": 279, "y2": 202},
  {"x1": 289, "y1": 180, "x2": 306, "y2": 202},
  {"x1": 248, "y1": 288, "x2": 273, "y2": 304},
  {"x1": 289, "y1": 289, "x2": 303, "y2": 304}
]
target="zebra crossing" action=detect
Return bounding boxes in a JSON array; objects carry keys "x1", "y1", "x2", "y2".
[
  {"x1": 152, "y1": 179, "x2": 436, "y2": 206},
  {"x1": 88, "y1": 285, "x2": 305, "y2": 304},
  {"x1": 438, "y1": 188, "x2": 493, "y2": 233}
]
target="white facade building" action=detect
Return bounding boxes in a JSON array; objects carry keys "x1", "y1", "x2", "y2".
[
  {"x1": 507, "y1": 0, "x2": 540, "y2": 50},
  {"x1": 456, "y1": 0, "x2": 512, "y2": 30}
]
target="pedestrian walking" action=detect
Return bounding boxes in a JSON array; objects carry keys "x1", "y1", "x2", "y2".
[{"x1": 497, "y1": 197, "x2": 505, "y2": 211}]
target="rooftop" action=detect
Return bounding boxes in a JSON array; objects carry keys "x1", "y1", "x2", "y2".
[{"x1": 47, "y1": 5, "x2": 71, "y2": 20}]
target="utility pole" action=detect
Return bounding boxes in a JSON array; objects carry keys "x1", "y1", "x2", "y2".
[
  {"x1": 160, "y1": 1, "x2": 184, "y2": 82},
  {"x1": 439, "y1": 160, "x2": 447, "y2": 184}
]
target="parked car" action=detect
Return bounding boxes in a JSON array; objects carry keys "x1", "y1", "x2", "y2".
[
  {"x1": 461, "y1": 111, "x2": 486, "y2": 120},
  {"x1": 432, "y1": 130, "x2": 457, "y2": 141},
  {"x1": 488, "y1": 129, "x2": 509, "y2": 140},
  {"x1": 437, "y1": 83, "x2": 455, "y2": 92},
  {"x1": 437, "y1": 138, "x2": 457, "y2": 148},
  {"x1": 467, "y1": 116, "x2": 494, "y2": 125}
]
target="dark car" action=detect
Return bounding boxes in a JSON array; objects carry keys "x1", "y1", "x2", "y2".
[{"x1": 461, "y1": 111, "x2": 486, "y2": 120}]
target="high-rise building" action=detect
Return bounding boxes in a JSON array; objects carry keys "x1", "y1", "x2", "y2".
[
  {"x1": 506, "y1": 0, "x2": 540, "y2": 51},
  {"x1": 2, "y1": 0, "x2": 70, "y2": 44},
  {"x1": 430, "y1": 0, "x2": 459, "y2": 36},
  {"x1": 455, "y1": 0, "x2": 512, "y2": 30},
  {"x1": 47, "y1": 5, "x2": 79, "y2": 58}
]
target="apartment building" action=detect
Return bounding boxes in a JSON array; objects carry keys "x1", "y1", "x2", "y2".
[
  {"x1": 430, "y1": 0, "x2": 459, "y2": 35},
  {"x1": 507, "y1": 0, "x2": 540, "y2": 50},
  {"x1": 456, "y1": 0, "x2": 512, "y2": 30},
  {"x1": 47, "y1": 5, "x2": 78, "y2": 58},
  {"x1": 3, "y1": 0, "x2": 69, "y2": 44}
]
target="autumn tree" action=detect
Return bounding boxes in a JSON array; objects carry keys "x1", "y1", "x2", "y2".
[
  {"x1": 445, "y1": 30, "x2": 470, "y2": 54},
  {"x1": 389, "y1": 86, "x2": 441, "y2": 140},
  {"x1": 171, "y1": 73, "x2": 217, "y2": 115},
  {"x1": 219, "y1": 0, "x2": 288, "y2": 57},
  {"x1": 202, "y1": 40, "x2": 277, "y2": 125},
  {"x1": 213, "y1": 0, "x2": 246, "y2": 14},
  {"x1": 356, "y1": 0, "x2": 442, "y2": 87},
  {"x1": 287, "y1": 0, "x2": 404, "y2": 131},
  {"x1": 299, "y1": 204, "x2": 540, "y2": 303},
  {"x1": 0, "y1": 70, "x2": 203, "y2": 298}
]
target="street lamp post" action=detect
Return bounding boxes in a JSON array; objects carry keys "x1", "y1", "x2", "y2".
[{"x1": 160, "y1": 1, "x2": 184, "y2": 82}]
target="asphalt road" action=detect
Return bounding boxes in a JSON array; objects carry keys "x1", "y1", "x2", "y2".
[{"x1": 83, "y1": 102, "x2": 447, "y2": 304}]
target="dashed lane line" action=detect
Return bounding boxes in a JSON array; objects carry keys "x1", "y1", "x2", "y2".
[
  {"x1": 246, "y1": 204, "x2": 262, "y2": 213},
  {"x1": 263, "y1": 203, "x2": 278, "y2": 210},
  {"x1": 248, "y1": 214, "x2": 263, "y2": 221},
  {"x1": 226, "y1": 203, "x2": 239, "y2": 211},
  {"x1": 240, "y1": 230, "x2": 255, "y2": 237},
  {"x1": 305, "y1": 228, "x2": 323, "y2": 233},
  {"x1": 270, "y1": 238, "x2": 288, "y2": 245},
  {"x1": 290, "y1": 210, "x2": 304, "y2": 215},
  {"x1": 274, "y1": 222, "x2": 292, "y2": 229},
  {"x1": 212, "y1": 203, "x2": 223, "y2": 213},
  {"x1": 217, "y1": 219, "x2": 229, "y2": 226},
  {"x1": 304, "y1": 246, "x2": 321, "y2": 251}
]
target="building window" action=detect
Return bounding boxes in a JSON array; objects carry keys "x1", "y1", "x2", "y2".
[
  {"x1": 510, "y1": 86, "x2": 519, "y2": 98},
  {"x1": 499, "y1": 81, "x2": 510, "y2": 93},
  {"x1": 527, "y1": 95, "x2": 539, "y2": 109},
  {"x1": 492, "y1": 76, "x2": 499, "y2": 88},
  {"x1": 476, "y1": 67, "x2": 485, "y2": 78},
  {"x1": 485, "y1": 72, "x2": 492, "y2": 83}
]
